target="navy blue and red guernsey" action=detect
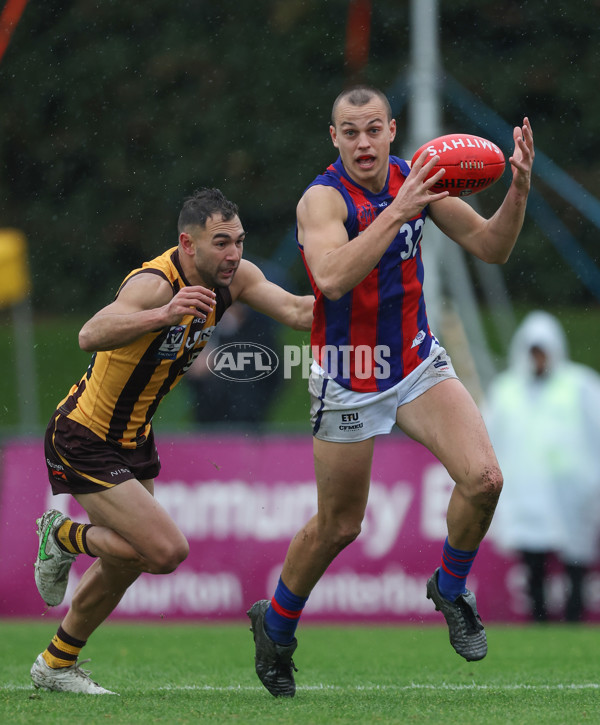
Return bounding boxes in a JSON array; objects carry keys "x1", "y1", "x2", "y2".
[{"x1": 297, "y1": 155, "x2": 434, "y2": 393}]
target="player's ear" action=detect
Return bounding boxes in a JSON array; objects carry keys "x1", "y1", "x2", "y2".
[
  {"x1": 179, "y1": 232, "x2": 194, "y2": 256},
  {"x1": 389, "y1": 118, "x2": 397, "y2": 143},
  {"x1": 330, "y1": 124, "x2": 339, "y2": 149}
]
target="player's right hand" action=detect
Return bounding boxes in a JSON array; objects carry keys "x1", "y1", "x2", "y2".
[
  {"x1": 164, "y1": 286, "x2": 216, "y2": 324},
  {"x1": 392, "y1": 151, "x2": 449, "y2": 218}
]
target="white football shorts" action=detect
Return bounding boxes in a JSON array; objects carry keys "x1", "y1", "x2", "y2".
[{"x1": 309, "y1": 344, "x2": 458, "y2": 443}]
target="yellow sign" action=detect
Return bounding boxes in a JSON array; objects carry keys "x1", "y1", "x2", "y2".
[{"x1": 0, "y1": 228, "x2": 30, "y2": 306}]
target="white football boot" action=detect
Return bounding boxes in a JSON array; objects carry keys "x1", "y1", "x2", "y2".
[
  {"x1": 34, "y1": 509, "x2": 77, "y2": 606},
  {"x1": 30, "y1": 654, "x2": 117, "y2": 695}
]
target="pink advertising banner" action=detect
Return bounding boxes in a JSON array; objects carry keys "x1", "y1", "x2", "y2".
[{"x1": 1, "y1": 434, "x2": 599, "y2": 622}]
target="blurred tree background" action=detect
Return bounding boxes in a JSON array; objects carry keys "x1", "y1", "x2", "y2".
[{"x1": 1, "y1": 0, "x2": 599, "y2": 314}]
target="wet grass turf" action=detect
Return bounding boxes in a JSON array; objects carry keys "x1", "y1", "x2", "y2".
[{"x1": 1, "y1": 620, "x2": 598, "y2": 724}]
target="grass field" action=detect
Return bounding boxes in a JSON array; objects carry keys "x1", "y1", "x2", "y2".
[{"x1": 2, "y1": 620, "x2": 599, "y2": 724}]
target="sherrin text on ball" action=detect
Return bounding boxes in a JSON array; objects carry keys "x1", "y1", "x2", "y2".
[{"x1": 411, "y1": 133, "x2": 506, "y2": 197}]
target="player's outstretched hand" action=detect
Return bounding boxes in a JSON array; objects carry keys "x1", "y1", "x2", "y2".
[
  {"x1": 164, "y1": 285, "x2": 216, "y2": 324},
  {"x1": 509, "y1": 117, "x2": 534, "y2": 191},
  {"x1": 393, "y1": 150, "x2": 449, "y2": 219}
]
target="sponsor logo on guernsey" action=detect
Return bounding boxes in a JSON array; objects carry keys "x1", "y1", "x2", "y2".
[
  {"x1": 411, "y1": 330, "x2": 426, "y2": 349},
  {"x1": 339, "y1": 411, "x2": 364, "y2": 432}
]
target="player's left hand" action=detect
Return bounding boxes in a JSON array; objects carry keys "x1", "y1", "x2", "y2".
[{"x1": 509, "y1": 117, "x2": 534, "y2": 191}]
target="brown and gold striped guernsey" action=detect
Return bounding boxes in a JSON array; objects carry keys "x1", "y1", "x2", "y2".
[{"x1": 58, "y1": 247, "x2": 231, "y2": 448}]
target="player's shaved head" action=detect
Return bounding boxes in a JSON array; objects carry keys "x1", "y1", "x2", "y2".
[{"x1": 331, "y1": 85, "x2": 393, "y2": 127}]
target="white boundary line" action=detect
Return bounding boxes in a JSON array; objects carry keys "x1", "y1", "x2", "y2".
[
  {"x1": 156, "y1": 683, "x2": 598, "y2": 692},
  {"x1": 3, "y1": 682, "x2": 599, "y2": 693}
]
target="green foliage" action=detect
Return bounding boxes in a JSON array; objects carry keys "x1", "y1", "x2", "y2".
[
  {"x1": 441, "y1": 3, "x2": 600, "y2": 168},
  {"x1": 1, "y1": 1, "x2": 352, "y2": 312},
  {"x1": 0, "y1": 1, "x2": 599, "y2": 313},
  {"x1": 440, "y1": 3, "x2": 600, "y2": 306},
  {"x1": 2, "y1": 621, "x2": 599, "y2": 724}
]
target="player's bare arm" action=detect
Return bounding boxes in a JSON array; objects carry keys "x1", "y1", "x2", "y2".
[
  {"x1": 300, "y1": 151, "x2": 448, "y2": 300},
  {"x1": 79, "y1": 273, "x2": 217, "y2": 352},
  {"x1": 429, "y1": 118, "x2": 534, "y2": 264},
  {"x1": 231, "y1": 260, "x2": 313, "y2": 331}
]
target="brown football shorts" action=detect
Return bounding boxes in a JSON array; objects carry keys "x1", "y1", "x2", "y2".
[{"x1": 44, "y1": 409, "x2": 161, "y2": 495}]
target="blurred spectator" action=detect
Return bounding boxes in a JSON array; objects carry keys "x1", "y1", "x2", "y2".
[
  {"x1": 485, "y1": 310, "x2": 600, "y2": 622},
  {"x1": 185, "y1": 302, "x2": 284, "y2": 426}
]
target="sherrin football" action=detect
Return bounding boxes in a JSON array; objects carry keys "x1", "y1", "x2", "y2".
[{"x1": 411, "y1": 133, "x2": 506, "y2": 197}]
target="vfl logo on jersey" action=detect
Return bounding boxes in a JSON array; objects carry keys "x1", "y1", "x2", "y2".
[{"x1": 157, "y1": 325, "x2": 186, "y2": 360}]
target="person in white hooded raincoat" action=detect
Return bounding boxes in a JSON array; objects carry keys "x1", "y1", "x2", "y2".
[{"x1": 484, "y1": 310, "x2": 600, "y2": 622}]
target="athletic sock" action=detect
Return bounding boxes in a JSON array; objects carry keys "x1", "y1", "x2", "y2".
[
  {"x1": 42, "y1": 625, "x2": 86, "y2": 669},
  {"x1": 437, "y1": 537, "x2": 478, "y2": 602},
  {"x1": 55, "y1": 520, "x2": 95, "y2": 556},
  {"x1": 264, "y1": 577, "x2": 308, "y2": 645}
]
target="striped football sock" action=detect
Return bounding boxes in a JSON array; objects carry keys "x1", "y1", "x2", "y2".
[
  {"x1": 42, "y1": 626, "x2": 86, "y2": 669},
  {"x1": 56, "y1": 520, "x2": 95, "y2": 556},
  {"x1": 264, "y1": 577, "x2": 308, "y2": 645},
  {"x1": 437, "y1": 537, "x2": 478, "y2": 601}
]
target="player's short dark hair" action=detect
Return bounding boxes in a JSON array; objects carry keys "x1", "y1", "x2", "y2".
[
  {"x1": 178, "y1": 188, "x2": 239, "y2": 233},
  {"x1": 331, "y1": 85, "x2": 393, "y2": 126}
]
